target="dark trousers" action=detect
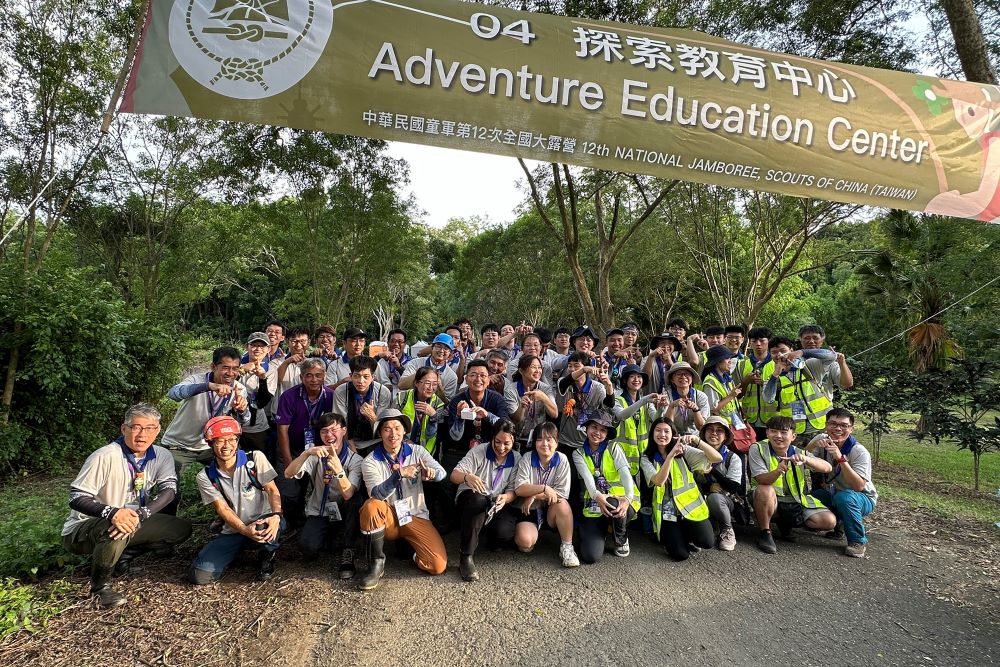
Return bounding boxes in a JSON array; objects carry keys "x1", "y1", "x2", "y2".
[
  {"x1": 428, "y1": 446, "x2": 462, "y2": 532},
  {"x1": 190, "y1": 517, "x2": 286, "y2": 584},
  {"x1": 63, "y1": 514, "x2": 192, "y2": 582},
  {"x1": 556, "y1": 443, "x2": 584, "y2": 518},
  {"x1": 274, "y1": 456, "x2": 308, "y2": 527},
  {"x1": 578, "y1": 507, "x2": 636, "y2": 563},
  {"x1": 456, "y1": 490, "x2": 517, "y2": 556},
  {"x1": 658, "y1": 516, "x2": 715, "y2": 561},
  {"x1": 298, "y1": 494, "x2": 364, "y2": 558},
  {"x1": 239, "y1": 430, "x2": 271, "y2": 458}
]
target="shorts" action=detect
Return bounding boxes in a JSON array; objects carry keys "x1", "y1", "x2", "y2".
[{"x1": 750, "y1": 489, "x2": 828, "y2": 525}]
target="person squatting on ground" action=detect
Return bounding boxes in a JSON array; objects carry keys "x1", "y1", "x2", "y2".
[
  {"x1": 63, "y1": 404, "x2": 192, "y2": 608},
  {"x1": 357, "y1": 409, "x2": 448, "y2": 591},
  {"x1": 189, "y1": 416, "x2": 285, "y2": 584}
]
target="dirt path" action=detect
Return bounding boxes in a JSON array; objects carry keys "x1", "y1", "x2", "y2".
[{"x1": 4, "y1": 496, "x2": 997, "y2": 667}]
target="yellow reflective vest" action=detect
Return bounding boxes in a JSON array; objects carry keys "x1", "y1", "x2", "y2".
[
  {"x1": 749, "y1": 440, "x2": 826, "y2": 509},
  {"x1": 651, "y1": 454, "x2": 710, "y2": 537},
  {"x1": 581, "y1": 442, "x2": 639, "y2": 518},
  {"x1": 736, "y1": 356, "x2": 778, "y2": 426},
  {"x1": 773, "y1": 365, "x2": 832, "y2": 434},
  {"x1": 701, "y1": 372, "x2": 742, "y2": 426},
  {"x1": 397, "y1": 389, "x2": 445, "y2": 457},
  {"x1": 613, "y1": 394, "x2": 649, "y2": 478}
]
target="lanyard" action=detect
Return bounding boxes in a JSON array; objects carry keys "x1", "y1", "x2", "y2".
[
  {"x1": 386, "y1": 449, "x2": 408, "y2": 497},
  {"x1": 124, "y1": 456, "x2": 151, "y2": 506},
  {"x1": 205, "y1": 374, "x2": 231, "y2": 416},
  {"x1": 319, "y1": 450, "x2": 350, "y2": 516},
  {"x1": 303, "y1": 390, "x2": 324, "y2": 426}
]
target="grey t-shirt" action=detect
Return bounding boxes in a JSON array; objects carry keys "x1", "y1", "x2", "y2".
[
  {"x1": 555, "y1": 377, "x2": 608, "y2": 448},
  {"x1": 240, "y1": 366, "x2": 278, "y2": 434},
  {"x1": 331, "y1": 381, "x2": 393, "y2": 449},
  {"x1": 504, "y1": 380, "x2": 557, "y2": 440},
  {"x1": 663, "y1": 389, "x2": 711, "y2": 435},
  {"x1": 639, "y1": 445, "x2": 712, "y2": 513},
  {"x1": 162, "y1": 373, "x2": 250, "y2": 451},
  {"x1": 362, "y1": 444, "x2": 446, "y2": 521},
  {"x1": 63, "y1": 443, "x2": 178, "y2": 536},
  {"x1": 291, "y1": 450, "x2": 364, "y2": 516},
  {"x1": 808, "y1": 435, "x2": 878, "y2": 502},
  {"x1": 572, "y1": 442, "x2": 636, "y2": 503},
  {"x1": 196, "y1": 450, "x2": 278, "y2": 533},
  {"x1": 513, "y1": 451, "x2": 571, "y2": 500},
  {"x1": 453, "y1": 443, "x2": 522, "y2": 497}
]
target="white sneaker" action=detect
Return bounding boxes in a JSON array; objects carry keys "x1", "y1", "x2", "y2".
[
  {"x1": 614, "y1": 539, "x2": 630, "y2": 557},
  {"x1": 559, "y1": 542, "x2": 580, "y2": 567},
  {"x1": 718, "y1": 528, "x2": 737, "y2": 552}
]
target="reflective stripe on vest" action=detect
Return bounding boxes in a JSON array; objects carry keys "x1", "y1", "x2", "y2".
[
  {"x1": 736, "y1": 357, "x2": 778, "y2": 425},
  {"x1": 652, "y1": 456, "x2": 710, "y2": 537},
  {"x1": 582, "y1": 444, "x2": 640, "y2": 517},
  {"x1": 749, "y1": 441, "x2": 826, "y2": 509},
  {"x1": 774, "y1": 367, "x2": 832, "y2": 434},
  {"x1": 398, "y1": 389, "x2": 440, "y2": 456},
  {"x1": 614, "y1": 395, "x2": 646, "y2": 476}
]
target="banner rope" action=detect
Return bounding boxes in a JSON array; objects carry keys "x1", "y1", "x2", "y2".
[
  {"x1": 102, "y1": 0, "x2": 153, "y2": 133},
  {"x1": 850, "y1": 273, "x2": 1000, "y2": 359}
]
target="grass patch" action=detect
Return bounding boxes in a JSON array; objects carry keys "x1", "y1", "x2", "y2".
[
  {"x1": 0, "y1": 578, "x2": 79, "y2": 639},
  {"x1": 0, "y1": 475, "x2": 83, "y2": 579},
  {"x1": 873, "y1": 431, "x2": 1000, "y2": 492},
  {"x1": 880, "y1": 483, "x2": 1000, "y2": 524}
]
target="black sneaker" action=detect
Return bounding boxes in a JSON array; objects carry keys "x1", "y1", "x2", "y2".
[
  {"x1": 825, "y1": 523, "x2": 846, "y2": 541},
  {"x1": 257, "y1": 551, "x2": 276, "y2": 581},
  {"x1": 776, "y1": 519, "x2": 796, "y2": 542},
  {"x1": 338, "y1": 548, "x2": 356, "y2": 580},
  {"x1": 757, "y1": 530, "x2": 778, "y2": 555},
  {"x1": 92, "y1": 585, "x2": 126, "y2": 609}
]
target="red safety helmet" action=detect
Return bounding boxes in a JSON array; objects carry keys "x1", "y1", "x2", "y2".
[{"x1": 204, "y1": 415, "x2": 241, "y2": 441}]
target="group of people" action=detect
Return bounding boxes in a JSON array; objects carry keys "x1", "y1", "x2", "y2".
[{"x1": 63, "y1": 318, "x2": 877, "y2": 607}]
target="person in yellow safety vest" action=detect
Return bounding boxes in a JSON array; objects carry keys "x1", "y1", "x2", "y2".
[
  {"x1": 608, "y1": 364, "x2": 664, "y2": 483},
  {"x1": 571, "y1": 412, "x2": 637, "y2": 563},
  {"x1": 749, "y1": 415, "x2": 837, "y2": 554},
  {"x1": 694, "y1": 417, "x2": 744, "y2": 552},
  {"x1": 734, "y1": 327, "x2": 778, "y2": 442},
  {"x1": 393, "y1": 366, "x2": 446, "y2": 458},
  {"x1": 762, "y1": 337, "x2": 834, "y2": 442},
  {"x1": 681, "y1": 325, "x2": 725, "y2": 379},
  {"x1": 639, "y1": 417, "x2": 722, "y2": 561},
  {"x1": 700, "y1": 345, "x2": 746, "y2": 431}
]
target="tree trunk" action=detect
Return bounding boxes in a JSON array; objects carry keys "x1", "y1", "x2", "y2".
[
  {"x1": 1, "y1": 324, "x2": 22, "y2": 424},
  {"x1": 973, "y1": 450, "x2": 980, "y2": 491},
  {"x1": 940, "y1": 0, "x2": 998, "y2": 85}
]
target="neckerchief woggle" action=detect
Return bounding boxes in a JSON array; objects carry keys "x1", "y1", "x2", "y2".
[{"x1": 117, "y1": 436, "x2": 156, "y2": 506}]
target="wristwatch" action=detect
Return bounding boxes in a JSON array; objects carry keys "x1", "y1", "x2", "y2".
[
  {"x1": 335, "y1": 471, "x2": 346, "y2": 479},
  {"x1": 837, "y1": 456, "x2": 848, "y2": 464}
]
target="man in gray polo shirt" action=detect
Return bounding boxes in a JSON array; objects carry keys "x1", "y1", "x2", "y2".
[
  {"x1": 62, "y1": 404, "x2": 192, "y2": 608},
  {"x1": 161, "y1": 346, "x2": 251, "y2": 514}
]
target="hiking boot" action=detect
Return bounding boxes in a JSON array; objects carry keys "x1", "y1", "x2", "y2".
[
  {"x1": 358, "y1": 530, "x2": 386, "y2": 591},
  {"x1": 757, "y1": 529, "x2": 778, "y2": 555},
  {"x1": 459, "y1": 555, "x2": 479, "y2": 582},
  {"x1": 92, "y1": 584, "x2": 126, "y2": 609},
  {"x1": 337, "y1": 548, "x2": 355, "y2": 580},
  {"x1": 613, "y1": 540, "x2": 630, "y2": 557},
  {"x1": 257, "y1": 550, "x2": 277, "y2": 581},
  {"x1": 775, "y1": 519, "x2": 796, "y2": 542},
  {"x1": 718, "y1": 527, "x2": 737, "y2": 552},
  {"x1": 113, "y1": 547, "x2": 144, "y2": 577},
  {"x1": 559, "y1": 542, "x2": 580, "y2": 568},
  {"x1": 845, "y1": 542, "x2": 867, "y2": 558},
  {"x1": 825, "y1": 523, "x2": 846, "y2": 541}
]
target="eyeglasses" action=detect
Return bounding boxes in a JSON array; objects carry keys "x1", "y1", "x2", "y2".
[
  {"x1": 827, "y1": 422, "x2": 852, "y2": 430},
  {"x1": 126, "y1": 425, "x2": 159, "y2": 434},
  {"x1": 211, "y1": 437, "x2": 239, "y2": 446},
  {"x1": 417, "y1": 380, "x2": 438, "y2": 388},
  {"x1": 466, "y1": 373, "x2": 489, "y2": 379},
  {"x1": 217, "y1": 365, "x2": 241, "y2": 372}
]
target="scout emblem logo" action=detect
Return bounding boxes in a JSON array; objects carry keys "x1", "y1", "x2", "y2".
[{"x1": 168, "y1": 0, "x2": 333, "y2": 100}]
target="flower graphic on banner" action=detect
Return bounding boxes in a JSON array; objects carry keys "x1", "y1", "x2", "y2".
[{"x1": 912, "y1": 80, "x2": 949, "y2": 116}]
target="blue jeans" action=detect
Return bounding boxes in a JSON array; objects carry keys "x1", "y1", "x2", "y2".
[
  {"x1": 190, "y1": 517, "x2": 285, "y2": 583},
  {"x1": 813, "y1": 488, "x2": 875, "y2": 545}
]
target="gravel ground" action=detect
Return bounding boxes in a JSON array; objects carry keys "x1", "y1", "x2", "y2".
[{"x1": 4, "y1": 496, "x2": 997, "y2": 667}]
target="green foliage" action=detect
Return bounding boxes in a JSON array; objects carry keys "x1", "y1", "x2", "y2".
[
  {"x1": 0, "y1": 262, "x2": 187, "y2": 475},
  {"x1": 0, "y1": 474, "x2": 82, "y2": 578},
  {"x1": 0, "y1": 577, "x2": 78, "y2": 639},
  {"x1": 841, "y1": 361, "x2": 910, "y2": 462}
]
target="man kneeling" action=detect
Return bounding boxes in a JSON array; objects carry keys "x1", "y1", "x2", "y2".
[
  {"x1": 63, "y1": 404, "x2": 192, "y2": 608},
  {"x1": 750, "y1": 416, "x2": 836, "y2": 554},
  {"x1": 190, "y1": 416, "x2": 284, "y2": 583}
]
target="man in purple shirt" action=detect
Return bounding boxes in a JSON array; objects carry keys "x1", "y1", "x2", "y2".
[{"x1": 274, "y1": 358, "x2": 334, "y2": 525}]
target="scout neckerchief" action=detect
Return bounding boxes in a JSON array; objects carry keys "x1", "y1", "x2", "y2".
[
  {"x1": 319, "y1": 445, "x2": 352, "y2": 517},
  {"x1": 301, "y1": 385, "x2": 326, "y2": 447},
  {"x1": 484, "y1": 444, "x2": 515, "y2": 494},
  {"x1": 621, "y1": 388, "x2": 644, "y2": 430},
  {"x1": 819, "y1": 435, "x2": 857, "y2": 483},
  {"x1": 655, "y1": 357, "x2": 668, "y2": 392},
  {"x1": 206, "y1": 450, "x2": 263, "y2": 510},
  {"x1": 769, "y1": 442, "x2": 802, "y2": 496},
  {"x1": 347, "y1": 383, "x2": 376, "y2": 440},
  {"x1": 586, "y1": 439, "x2": 610, "y2": 493},
  {"x1": 463, "y1": 389, "x2": 487, "y2": 447},
  {"x1": 711, "y1": 370, "x2": 738, "y2": 418},
  {"x1": 670, "y1": 385, "x2": 695, "y2": 424},
  {"x1": 425, "y1": 356, "x2": 449, "y2": 374},
  {"x1": 388, "y1": 352, "x2": 413, "y2": 384},
  {"x1": 570, "y1": 375, "x2": 593, "y2": 426},
  {"x1": 752, "y1": 353, "x2": 772, "y2": 371},
  {"x1": 531, "y1": 450, "x2": 560, "y2": 526},
  {"x1": 374, "y1": 441, "x2": 414, "y2": 498},
  {"x1": 604, "y1": 351, "x2": 626, "y2": 383},
  {"x1": 117, "y1": 437, "x2": 156, "y2": 507},
  {"x1": 205, "y1": 372, "x2": 233, "y2": 417}
]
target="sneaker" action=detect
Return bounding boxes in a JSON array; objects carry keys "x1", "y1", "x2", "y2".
[
  {"x1": 775, "y1": 519, "x2": 795, "y2": 542},
  {"x1": 686, "y1": 543, "x2": 703, "y2": 553},
  {"x1": 338, "y1": 548, "x2": 355, "y2": 580},
  {"x1": 757, "y1": 529, "x2": 778, "y2": 555},
  {"x1": 92, "y1": 585, "x2": 126, "y2": 609},
  {"x1": 559, "y1": 542, "x2": 580, "y2": 568},
  {"x1": 718, "y1": 527, "x2": 737, "y2": 552},
  {"x1": 613, "y1": 540, "x2": 630, "y2": 557},
  {"x1": 825, "y1": 523, "x2": 846, "y2": 541},
  {"x1": 845, "y1": 542, "x2": 867, "y2": 558}
]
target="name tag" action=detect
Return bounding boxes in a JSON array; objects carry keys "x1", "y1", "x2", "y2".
[
  {"x1": 661, "y1": 498, "x2": 679, "y2": 522},
  {"x1": 791, "y1": 401, "x2": 806, "y2": 420},
  {"x1": 303, "y1": 429, "x2": 316, "y2": 449},
  {"x1": 325, "y1": 501, "x2": 342, "y2": 522},
  {"x1": 394, "y1": 498, "x2": 413, "y2": 526}
]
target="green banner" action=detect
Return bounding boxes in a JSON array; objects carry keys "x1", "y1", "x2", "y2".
[{"x1": 121, "y1": 0, "x2": 1000, "y2": 221}]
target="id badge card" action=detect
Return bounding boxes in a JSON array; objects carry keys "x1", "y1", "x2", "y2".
[
  {"x1": 791, "y1": 401, "x2": 806, "y2": 420},
  {"x1": 661, "y1": 498, "x2": 679, "y2": 522},
  {"x1": 730, "y1": 410, "x2": 747, "y2": 430},
  {"x1": 394, "y1": 498, "x2": 413, "y2": 526},
  {"x1": 324, "y1": 501, "x2": 342, "y2": 522},
  {"x1": 303, "y1": 428, "x2": 316, "y2": 449},
  {"x1": 587, "y1": 499, "x2": 601, "y2": 515}
]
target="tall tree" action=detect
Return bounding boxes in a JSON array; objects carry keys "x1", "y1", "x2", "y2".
[{"x1": 938, "y1": 0, "x2": 998, "y2": 84}]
